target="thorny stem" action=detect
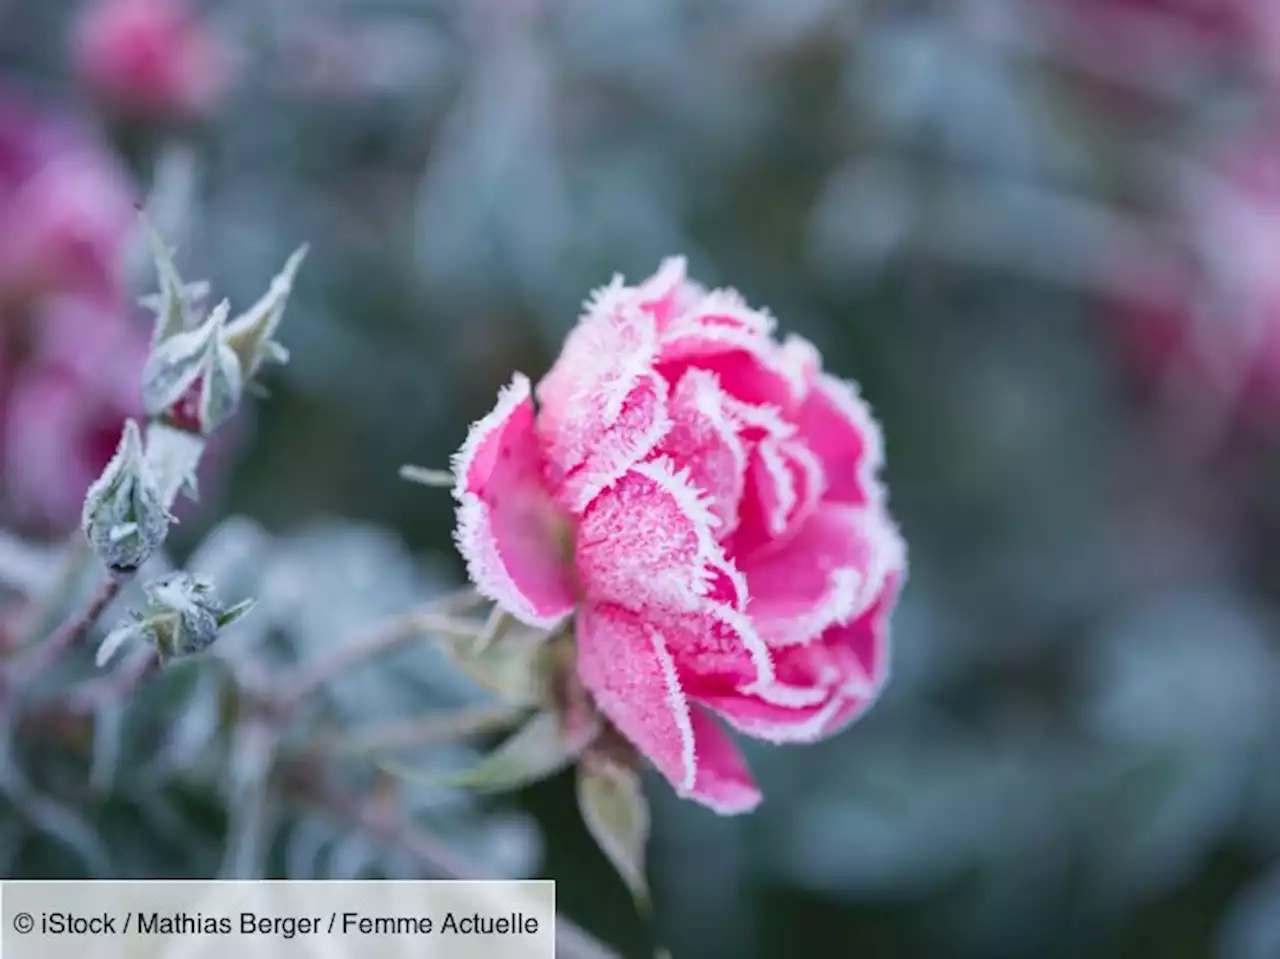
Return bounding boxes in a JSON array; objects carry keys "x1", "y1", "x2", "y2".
[
  {"x1": 284, "y1": 761, "x2": 623, "y2": 959},
  {"x1": 9, "y1": 569, "x2": 132, "y2": 684}
]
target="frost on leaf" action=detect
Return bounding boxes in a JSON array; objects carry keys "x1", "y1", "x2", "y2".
[
  {"x1": 223, "y1": 244, "x2": 308, "y2": 379},
  {"x1": 81, "y1": 419, "x2": 171, "y2": 571},
  {"x1": 577, "y1": 752, "x2": 652, "y2": 911},
  {"x1": 380, "y1": 708, "x2": 599, "y2": 794}
]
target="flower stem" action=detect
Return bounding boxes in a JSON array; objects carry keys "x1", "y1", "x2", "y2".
[
  {"x1": 14, "y1": 536, "x2": 93, "y2": 646},
  {"x1": 282, "y1": 760, "x2": 623, "y2": 959},
  {"x1": 10, "y1": 569, "x2": 132, "y2": 684},
  {"x1": 314, "y1": 702, "x2": 530, "y2": 756},
  {"x1": 274, "y1": 588, "x2": 485, "y2": 713}
]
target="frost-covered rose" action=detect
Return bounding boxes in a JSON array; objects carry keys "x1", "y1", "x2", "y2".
[
  {"x1": 1035, "y1": 0, "x2": 1249, "y2": 91},
  {"x1": 71, "y1": 0, "x2": 232, "y2": 122},
  {"x1": 0, "y1": 93, "x2": 148, "y2": 534},
  {"x1": 1112, "y1": 131, "x2": 1280, "y2": 422},
  {"x1": 452, "y1": 259, "x2": 907, "y2": 814}
]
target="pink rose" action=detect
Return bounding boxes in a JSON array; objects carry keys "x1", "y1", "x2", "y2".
[
  {"x1": 452, "y1": 259, "x2": 907, "y2": 814},
  {"x1": 71, "y1": 0, "x2": 232, "y2": 122},
  {"x1": 1035, "y1": 0, "x2": 1248, "y2": 88},
  {"x1": 1111, "y1": 131, "x2": 1280, "y2": 422},
  {"x1": 1, "y1": 297, "x2": 147, "y2": 534},
  {"x1": 0, "y1": 93, "x2": 135, "y2": 307}
]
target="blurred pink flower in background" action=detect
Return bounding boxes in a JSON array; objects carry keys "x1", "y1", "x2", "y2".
[
  {"x1": 0, "y1": 89, "x2": 147, "y2": 536},
  {"x1": 453, "y1": 259, "x2": 907, "y2": 814},
  {"x1": 1111, "y1": 130, "x2": 1280, "y2": 428},
  {"x1": 1036, "y1": 0, "x2": 1250, "y2": 84},
  {"x1": 3, "y1": 298, "x2": 146, "y2": 533},
  {"x1": 71, "y1": 0, "x2": 232, "y2": 123},
  {"x1": 0, "y1": 94, "x2": 135, "y2": 308},
  {"x1": 1252, "y1": 4, "x2": 1280, "y2": 91}
]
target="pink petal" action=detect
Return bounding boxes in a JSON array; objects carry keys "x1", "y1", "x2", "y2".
[
  {"x1": 696, "y1": 572, "x2": 901, "y2": 745},
  {"x1": 451, "y1": 373, "x2": 576, "y2": 628},
  {"x1": 696, "y1": 686, "x2": 849, "y2": 745},
  {"x1": 535, "y1": 297, "x2": 671, "y2": 514},
  {"x1": 685, "y1": 707, "x2": 762, "y2": 815},
  {"x1": 4, "y1": 368, "x2": 125, "y2": 532},
  {"x1": 721, "y1": 395, "x2": 794, "y2": 442},
  {"x1": 777, "y1": 334, "x2": 821, "y2": 393},
  {"x1": 793, "y1": 372, "x2": 885, "y2": 508},
  {"x1": 824, "y1": 567, "x2": 903, "y2": 692},
  {"x1": 653, "y1": 368, "x2": 747, "y2": 536},
  {"x1": 738, "y1": 504, "x2": 900, "y2": 648},
  {"x1": 576, "y1": 603, "x2": 696, "y2": 793},
  {"x1": 662, "y1": 602, "x2": 774, "y2": 692},
  {"x1": 656, "y1": 291, "x2": 806, "y2": 410},
  {"x1": 575, "y1": 456, "x2": 746, "y2": 615},
  {"x1": 576, "y1": 603, "x2": 761, "y2": 814},
  {"x1": 635, "y1": 256, "x2": 703, "y2": 329},
  {"x1": 731, "y1": 437, "x2": 826, "y2": 556}
]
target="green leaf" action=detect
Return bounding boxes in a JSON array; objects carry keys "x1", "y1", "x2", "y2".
[
  {"x1": 379, "y1": 709, "x2": 593, "y2": 794},
  {"x1": 140, "y1": 314, "x2": 220, "y2": 417},
  {"x1": 434, "y1": 630, "x2": 555, "y2": 706},
  {"x1": 578, "y1": 756, "x2": 652, "y2": 914},
  {"x1": 215, "y1": 598, "x2": 256, "y2": 629},
  {"x1": 141, "y1": 215, "x2": 190, "y2": 347},
  {"x1": 223, "y1": 244, "x2": 308, "y2": 378},
  {"x1": 399, "y1": 465, "x2": 454, "y2": 488}
]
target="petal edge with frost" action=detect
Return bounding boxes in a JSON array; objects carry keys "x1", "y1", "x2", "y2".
[{"x1": 452, "y1": 373, "x2": 576, "y2": 628}]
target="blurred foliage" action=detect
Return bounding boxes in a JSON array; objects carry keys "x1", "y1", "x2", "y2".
[{"x1": 4, "y1": 0, "x2": 1280, "y2": 957}]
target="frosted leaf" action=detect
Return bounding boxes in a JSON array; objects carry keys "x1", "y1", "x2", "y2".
[
  {"x1": 223, "y1": 244, "x2": 309, "y2": 379},
  {"x1": 383, "y1": 709, "x2": 598, "y2": 795},
  {"x1": 140, "y1": 214, "x2": 195, "y2": 348},
  {"x1": 81, "y1": 420, "x2": 171, "y2": 572},
  {"x1": 578, "y1": 754, "x2": 651, "y2": 910},
  {"x1": 141, "y1": 310, "x2": 223, "y2": 416}
]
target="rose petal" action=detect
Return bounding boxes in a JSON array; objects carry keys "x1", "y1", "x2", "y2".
[
  {"x1": 536, "y1": 298, "x2": 671, "y2": 513},
  {"x1": 793, "y1": 372, "x2": 885, "y2": 508},
  {"x1": 685, "y1": 707, "x2": 762, "y2": 815},
  {"x1": 825, "y1": 567, "x2": 902, "y2": 692},
  {"x1": 732, "y1": 436, "x2": 827, "y2": 556},
  {"x1": 577, "y1": 603, "x2": 761, "y2": 814},
  {"x1": 654, "y1": 368, "x2": 747, "y2": 536},
  {"x1": 451, "y1": 373, "x2": 576, "y2": 628},
  {"x1": 656, "y1": 290, "x2": 805, "y2": 410},
  {"x1": 4, "y1": 368, "x2": 127, "y2": 531},
  {"x1": 777, "y1": 333, "x2": 821, "y2": 393},
  {"x1": 635, "y1": 256, "x2": 703, "y2": 329},
  {"x1": 697, "y1": 574, "x2": 900, "y2": 744},
  {"x1": 738, "y1": 504, "x2": 900, "y2": 648},
  {"x1": 576, "y1": 604, "x2": 695, "y2": 792},
  {"x1": 722, "y1": 395, "x2": 795, "y2": 442},
  {"x1": 661, "y1": 602, "x2": 774, "y2": 692},
  {"x1": 575, "y1": 456, "x2": 746, "y2": 615}
]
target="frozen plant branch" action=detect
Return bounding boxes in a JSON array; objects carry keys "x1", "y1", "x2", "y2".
[
  {"x1": 8, "y1": 571, "x2": 131, "y2": 684},
  {"x1": 314, "y1": 702, "x2": 531, "y2": 756},
  {"x1": 280, "y1": 759, "x2": 623, "y2": 959},
  {"x1": 273, "y1": 590, "x2": 487, "y2": 712},
  {"x1": 7, "y1": 217, "x2": 306, "y2": 683}
]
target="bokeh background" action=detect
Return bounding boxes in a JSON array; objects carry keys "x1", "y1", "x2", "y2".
[{"x1": 3, "y1": 1, "x2": 1280, "y2": 957}]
